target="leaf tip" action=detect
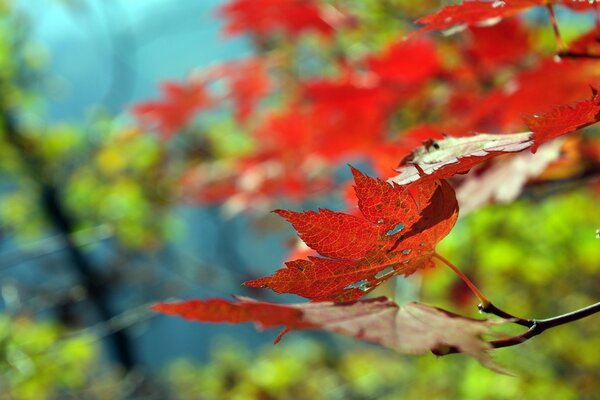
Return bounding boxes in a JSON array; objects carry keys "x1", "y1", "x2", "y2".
[
  {"x1": 348, "y1": 164, "x2": 363, "y2": 178},
  {"x1": 150, "y1": 302, "x2": 170, "y2": 314},
  {"x1": 273, "y1": 208, "x2": 294, "y2": 220},
  {"x1": 243, "y1": 278, "x2": 268, "y2": 288}
]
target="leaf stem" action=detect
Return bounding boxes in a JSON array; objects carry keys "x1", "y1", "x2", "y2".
[
  {"x1": 546, "y1": 4, "x2": 566, "y2": 52},
  {"x1": 433, "y1": 253, "x2": 533, "y2": 326},
  {"x1": 433, "y1": 252, "x2": 490, "y2": 306}
]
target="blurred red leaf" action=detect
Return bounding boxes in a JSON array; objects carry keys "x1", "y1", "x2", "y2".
[
  {"x1": 226, "y1": 58, "x2": 271, "y2": 122},
  {"x1": 465, "y1": 17, "x2": 531, "y2": 73},
  {"x1": 567, "y1": 27, "x2": 600, "y2": 56},
  {"x1": 219, "y1": 0, "x2": 337, "y2": 38},
  {"x1": 245, "y1": 167, "x2": 458, "y2": 302},
  {"x1": 413, "y1": 0, "x2": 541, "y2": 35},
  {"x1": 365, "y1": 37, "x2": 441, "y2": 87},
  {"x1": 133, "y1": 81, "x2": 213, "y2": 138},
  {"x1": 302, "y1": 77, "x2": 397, "y2": 158},
  {"x1": 448, "y1": 58, "x2": 600, "y2": 134},
  {"x1": 414, "y1": 0, "x2": 598, "y2": 37},
  {"x1": 561, "y1": 0, "x2": 599, "y2": 12}
]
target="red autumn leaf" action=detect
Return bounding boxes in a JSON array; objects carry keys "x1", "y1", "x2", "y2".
[
  {"x1": 525, "y1": 89, "x2": 600, "y2": 152},
  {"x1": 567, "y1": 27, "x2": 600, "y2": 56},
  {"x1": 413, "y1": 0, "x2": 596, "y2": 36},
  {"x1": 465, "y1": 17, "x2": 531, "y2": 73},
  {"x1": 254, "y1": 109, "x2": 314, "y2": 157},
  {"x1": 152, "y1": 296, "x2": 505, "y2": 371},
  {"x1": 218, "y1": 0, "x2": 337, "y2": 38},
  {"x1": 365, "y1": 37, "x2": 441, "y2": 88},
  {"x1": 455, "y1": 58, "x2": 600, "y2": 134},
  {"x1": 395, "y1": 91, "x2": 600, "y2": 185},
  {"x1": 244, "y1": 167, "x2": 458, "y2": 302},
  {"x1": 413, "y1": 0, "x2": 541, "y2": 35},
  {"x1": 253, "y1": 72, "x2": 401, "y2": 163},
  {"x1": 302, "y1": 78, "x2": 397, "y2": 158},
  {"x1": 226, "y1": 58, "x2": 270, "y2": 123},
  {"x1": 133, "y1": 81, "x2": 213, "y2": 138},
  {"x1": 561, "y1": 0, "x2": 599, "y2": 12}
]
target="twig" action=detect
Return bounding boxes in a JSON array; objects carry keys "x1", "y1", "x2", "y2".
[
  {"x1": 478, "y1": 302, "x2": 533, "y2": 328},
  {"x1": 556, "y1": 51, "x2": 600, "y2": 60},
  {"x1": 491, "y1": 300, "x2": 600, "y2": 347},
  {"x1": 440, "y1": 300, "x2": 600, "y2": 355}
]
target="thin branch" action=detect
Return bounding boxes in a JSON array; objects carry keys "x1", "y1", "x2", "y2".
[
  {"x1": 521, "y1": 162, "x2": 600, "y2": 200},
  {"x1": 534, "y1": 300, "x2": 600, "y2": 330},
  {"x1": 478, "y1": 302, "x2": 533, "y2": 328},
  {"x1": 440, "y1": 300, "x2": 600, "y2": 355},
  {"x1": 492, "y1": 301, "x2": 600, "y2": 348},
  {"x1": 557, "y1": 51, "x2": 600, "y2": 60}
]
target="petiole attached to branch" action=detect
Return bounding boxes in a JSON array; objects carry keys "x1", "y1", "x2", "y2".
[
  {"x1": 433, "y1": 252, "x2": 532, "y2": 326},
  {"x1": 438, "y1": 300, "x2": 600, "y2": 356}
]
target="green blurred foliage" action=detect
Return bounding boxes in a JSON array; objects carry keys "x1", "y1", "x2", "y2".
[
  {"x1": 0, "y1": 314, "x2": 98, "y2": 399},
  {"x1": 0, "y1": 0, "x2": 176, "y2": 248}
]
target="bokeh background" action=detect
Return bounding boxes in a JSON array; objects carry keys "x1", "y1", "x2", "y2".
[{"x1": 1, "y1": 0, "x2": 600, "y2": 399}]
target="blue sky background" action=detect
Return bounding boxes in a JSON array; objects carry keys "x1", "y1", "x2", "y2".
[{"x1": 16, "y1": 0, "x2": 251, "y2": 122}]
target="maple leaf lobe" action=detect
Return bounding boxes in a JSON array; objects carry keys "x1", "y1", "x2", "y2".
[{"x1": 525, "y1": 88, "x2": 600, "y2": 152}]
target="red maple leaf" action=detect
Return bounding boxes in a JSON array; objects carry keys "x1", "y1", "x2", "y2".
[
  {"x1": 525, "y1": 89, "x2": 600, "y2": 152},
  {"x1": 560, "y1": 0, "x2": 599, "y2": 12},
  {"x1": 226, "y1": 58, "x2": 271, "y2": 123},
  {"x1": 218, "y1": 0, "x2": 337, "y2": 38},
  {"x1": 413, "y1": 0, "x2": 541, "y2": 35},
  {"x1": 133, "y1": 81, "x2": 213, "y2": 138},
  {"x1": 394, "y1": 90, "x2": 600, "y2": 184},
  {"x1": 567, "y1": 27, "x2": 600, "y2": 56},
  {"x1": 302, "y1": 78, "x2": 398, "y2": 158},
  {"x1": 413, "y1": 0, "x2": 594, "y2": 35},
  {"x1": 152, "y1": 296, "x2": 504, "y2": 371},
  {"x1": 244, "y1": 167, "x2": 458, "y2": 302},
  {"x1": 464, "y1": 17, "x2": 531, "y2": 73},
  {"x1": 365, "y1": 37, "x2": 441, "y2": 88}
]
